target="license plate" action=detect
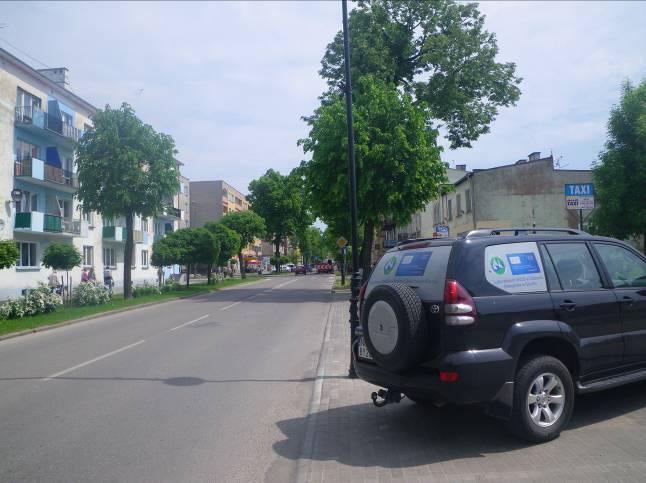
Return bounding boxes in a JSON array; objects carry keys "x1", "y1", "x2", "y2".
[{"x1": 357, "y1": 337, "x2": 373, "y2": 360}]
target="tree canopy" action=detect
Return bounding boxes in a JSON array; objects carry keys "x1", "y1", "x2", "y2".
[
  {"x1": 204, "y1": 222, "x2": 241, "y2": 267},
  {"x1": 0, "y1": 240, "x2": 20, "y2": 270},
  {"x1": 41, "y1": 242, "x2": 82, "y2": 272},
  {"x1": 75, "y1": 102, "x2": 179, "y2": 298},
  {"x1": 219, "y1": 211, "x2": 266, "y2": 278},
  {"x1": 590, "y1": 79, "x2": 646, "y2": 252},
  {"x1": 300, "y1": 76, "x2": 445, "y2": 271},
  {"x1": 247, "y1": 169, "x2": 303, "y2": 272},
  {"x1": 318, "y1": 0, "x2": 521, "y2": 149}
]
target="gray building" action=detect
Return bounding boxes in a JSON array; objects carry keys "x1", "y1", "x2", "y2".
[
  {"x1": 423, "y1": 153, "x2": 593, "y2": 237},
  {"x1": 189, "y1": 180, "x2": 249, "y2": 228}
]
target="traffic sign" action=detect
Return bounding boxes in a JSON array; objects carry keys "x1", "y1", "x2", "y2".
[
  {"x1": 336, "y1": 236, "x2": 348, "y2": 249},
  {"x1": 434, "y1": 225, "x2": 449, "y2": 238},
  {"x1": 565, "y1": 183, "x2": 595, "y2": 210}
]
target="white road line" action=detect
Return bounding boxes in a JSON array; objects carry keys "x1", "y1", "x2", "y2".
[
  {"x1": 169, "y1": 314, "x2": 210, "y2": 331},
  {"x1": 219, "y1": 301, "x2": 242, "y2": 311},
  {"x1": 273, "y1": 278, "x2": 298, "y2": 290},
  {"x1": 42, "y1": 339, "x2": 146, "y2": 381}
]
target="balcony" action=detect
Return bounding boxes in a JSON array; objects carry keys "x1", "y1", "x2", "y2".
[
  {"x1": 157, "y1": 206, "x2": 181, "y2": 220},
  {"x1": 103, "y1": 226, "x2": 145, "y2": 243},
  {"x1": 14, "y1": 157, "x2": 78, "y2": 192},
  {"x1": 14, "y1": 212, "x2": 84, "y2": 237},
  {"x1": 15, "y1": 106, "x2": 83, "y2": 143}
]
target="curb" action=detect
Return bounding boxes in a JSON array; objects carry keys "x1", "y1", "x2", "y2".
[{"x1": 0, "y1": 277, "x2": 267, "y2": 342}]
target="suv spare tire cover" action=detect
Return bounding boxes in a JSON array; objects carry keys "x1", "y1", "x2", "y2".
[{"x1": 361, "y1": 283, "x2": 428, "y2": 373}]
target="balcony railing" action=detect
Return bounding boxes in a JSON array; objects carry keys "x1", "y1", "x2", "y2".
[
  {"x1": 14, "y1": 157, "x2": 78, "y2": 189},
  {"x1": 15, "y1": 212, "x2": 63, "y2": 233},
  {"x1": 15, "y1": 106, "x2": 83, "y2": 142}
]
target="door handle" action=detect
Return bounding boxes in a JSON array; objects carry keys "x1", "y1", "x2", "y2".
[
  {"x1": 559, "y1": 300, "x2": 577, "y2": 311},
  {"x1": 620, "y1": 296, "x2": 634, "y2": 306}
]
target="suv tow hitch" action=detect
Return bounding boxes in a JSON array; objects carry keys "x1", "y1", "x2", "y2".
[{"x1": 371, "y1": 388, "x2": 403, "y2": 407}]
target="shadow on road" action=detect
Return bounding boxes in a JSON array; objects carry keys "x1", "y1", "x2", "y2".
[
  {"x1": 272, "y1": 379, "x2": 646, "y2": 468},
  {"x1": 191, "y1": 287, "x2": 336, "y2": 305},
  {"x1": 0, "y1": 375, "x2": 344, "y2": 386}
]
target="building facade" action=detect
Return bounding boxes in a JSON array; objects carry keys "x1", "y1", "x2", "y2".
[
  {"x1": 423, "y1": 153, "x2": 593, "y2": 238},
  {"x1": 189, "y1": 180, "x2": 249, "y2": 228},
  {"x1": 0, "y1": 48, "x2": 158, "y2": 299}
]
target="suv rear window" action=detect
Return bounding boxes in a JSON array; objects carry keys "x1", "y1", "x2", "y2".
[
  {"x1": 484, "y1": 241, "x2": 547, "y2": 293},
  {"x1": 366, "y1": 245, "x2": 452, "y2": 301}
]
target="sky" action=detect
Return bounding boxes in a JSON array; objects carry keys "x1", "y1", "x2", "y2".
[{"x1": 1, "y1": 1, "x2": 645, "y2": 193}]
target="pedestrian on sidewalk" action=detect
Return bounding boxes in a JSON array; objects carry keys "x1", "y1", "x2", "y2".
[
  {"x1": 88, "y1": 267, "x2": 96, "y2": 283},
  {"x1": 81, "y1": 268, "x2": 89, "y2": 283},
  {"x1": 48, "y1": 269, "x2": 59, "y2": 291}
]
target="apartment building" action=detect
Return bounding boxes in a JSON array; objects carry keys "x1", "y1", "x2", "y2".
[
  {"x1": 189, "y1": 180, "x2": 249, "y2": 228},
  {"x1": 0, "y1": 48, "x2": 156, "y2": 299}
]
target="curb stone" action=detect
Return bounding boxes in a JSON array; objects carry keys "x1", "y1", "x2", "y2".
[{"x1": 0, "y1": 277, "x2": 266, "y2": 342}]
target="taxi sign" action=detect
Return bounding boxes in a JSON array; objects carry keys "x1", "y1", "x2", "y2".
[
  {"x1": 565, "y1": 183, "x2": 595, "y2": 210},
  {"x1": 336, "y1": 237, "x2": 348, "y2": 249}
]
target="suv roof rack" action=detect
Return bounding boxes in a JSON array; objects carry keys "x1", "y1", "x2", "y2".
[
  {"x1": 396, "y1": 237, "x2": 458, "y2": 248},
  {"x1": 465, "y1": 227, "x2": 588, "y2": 238}
]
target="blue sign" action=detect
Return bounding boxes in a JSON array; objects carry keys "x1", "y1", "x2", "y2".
[
  {"x1": 396, "y1": 252, "x2": 432, "y2": 277},
  {"x1": 565, "y1": 183, "x2": 594, "y2": 196},
  {"x1": 505, "y1": 252, "x2": 541, "y2": 275},
  {"x1": 434, "y1": 225, "x2": 449, "y2": 237},
  {"x1": 564, "y1": 183, "x2": 595, "y2": 210}
]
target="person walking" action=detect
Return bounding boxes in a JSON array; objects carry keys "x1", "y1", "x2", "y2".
[
  {"x1": 88, "y1": 267, "x2": 96, "y2": 283},
  {"x1": 48, "y1": 269, "x2": 59, "y2": 292},
  {"x1": 81, "y1": 268, "x2": 89, "y2": 283}
]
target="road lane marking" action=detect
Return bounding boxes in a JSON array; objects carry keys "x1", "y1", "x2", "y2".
[
  {"x1": 169, "y1": 314, "x2": 210, "y2": 331},
  {"x1": 42, "y1": 339, "x2": 146, "y2": 381},
  {"x1": 219, "y1": 301, "x2": 242, "y2": 311},
  {"x1": 273, "y1": 279, "x2": 298, "y2": 290}
]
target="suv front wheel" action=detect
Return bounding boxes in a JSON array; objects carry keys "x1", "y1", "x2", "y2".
[{"x1": 507, "y1": 355, "x2": 574, "y2": 443}]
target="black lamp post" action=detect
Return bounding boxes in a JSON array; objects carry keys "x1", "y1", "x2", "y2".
[{"x1": 341, "y1": 0, "x2": 361, "y2": 378}]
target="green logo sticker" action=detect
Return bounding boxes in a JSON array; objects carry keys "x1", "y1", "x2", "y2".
[
  {"x1": 383, "y1": 256, "x2": 397, "y2": 275},
  {"x1": 490, "y1": 256, "x2": 506, "y2": 275}
]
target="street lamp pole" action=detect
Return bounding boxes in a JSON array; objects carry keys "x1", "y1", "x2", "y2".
[{"x1": 341, "y1": 0, "x2": 361, "y2": 378}]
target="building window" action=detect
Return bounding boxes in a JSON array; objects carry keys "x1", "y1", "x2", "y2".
[
  {"x1": 16, "y1": 87, "x2": 41, "y2": 110},
  {"x1": 16, "y1": 191, "x2": 38, "y2": 213},
  {"x1": 103, "y1": 218, "x2": 114, "y2": 227},
  {"x1": 141, "y1": 250, "x2": 149, "y2": 269},
  {"x1": 15, "y1": 138, "x2": 39, "y2": 161},
  {"x1": 83, "y1": 123, "x2": 93, "y2": 132},
  {"x1": 141, "y1": 218, "x2": 149, "y2": 232},
  {"x1": 465, "y1": 189, "x2": 472, "y2": 214},
  {"x1": 83, "y1": 246, "x2": 94, "y2": 267},
  {"x1": 82, "y1": 210, "x2": 93, "y2": 225},
  {"x1": 456, "y1": 194, "x2": 462, "y2": 217},
  {"x1": 16, "y1": 242, "x2": 38, "y2": 268},
  {"x1": 103, "y1": 247, "x2": 116, "y2": 268},
  {"x1": 61, "y1": 111, "x2": 73, "y2": 126},
  {"x1": 447, "y1": 199, "x2": 453, "y2": 221}
]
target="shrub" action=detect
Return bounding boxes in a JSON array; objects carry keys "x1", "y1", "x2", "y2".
[
  {"x1": 132, "y1": 281, "x2": 161, "y2": 298},
  {"x1": 73, "y1": 281, "x2": 111, "y2": 307},
  {"x1": 0, "y1": 283, "x2": 62, "y2": 320},
  {"x1": 161, "y1": 277, "x2": 179, "y2": 293}
]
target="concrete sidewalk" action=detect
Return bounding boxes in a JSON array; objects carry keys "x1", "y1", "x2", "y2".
[{"x1": 296, "y1": 295, "x2": 646, "y2": 482}]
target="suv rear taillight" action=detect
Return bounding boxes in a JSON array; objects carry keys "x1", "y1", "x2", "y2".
[
  {"x1": 358, "y1": 281, "x2": 367, "y2": 317},
  {"x1": 443, "y1": 279, "x2": 476, "y2": 326}
]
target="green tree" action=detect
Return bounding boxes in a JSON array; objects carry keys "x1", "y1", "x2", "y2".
[
  {"x1": 41, "y1": 242, "x2": 82, "y2": 301},
  {"x1": 590, "y1": 79, "x2": 646, "y2": 252},
  {"x1": 300, "y1": 76, "x2": 445, "y2": 273},
  {"x1": 247, "y1": 169, "x2": 301, "y2": 273},
  {"x1": 75, "y1": 103, "x2": 179, "y2": 299},
  {"x1": 0, "y1": 240, "x2": 20, "y2": 270},
  {"x1": 317, "y1": 0, "x2": 521, "y2": 149},
  {"x1": 219, "y1": 211, "x2": 266, "y2": 278},
  {"x1": 204, "y1": 222, "x2": 241, "y2": 270}
]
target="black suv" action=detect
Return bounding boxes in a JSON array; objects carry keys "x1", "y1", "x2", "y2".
[{"x1": 353, "y1": 228, "x2": 646, "y2": 442}]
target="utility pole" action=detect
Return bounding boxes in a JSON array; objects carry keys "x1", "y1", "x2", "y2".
[{"x1": 341, "y1": 0, "x2": 361, "y2": 378}]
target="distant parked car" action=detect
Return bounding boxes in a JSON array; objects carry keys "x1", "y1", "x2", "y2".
[
  {"x1": 295, "y1": 265, "x2": 307, "y2": 275},
  {"x1": 286, "y1": 263, "x2": 296, "y2": 272}
]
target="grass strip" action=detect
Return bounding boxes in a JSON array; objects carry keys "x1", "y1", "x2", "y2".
[{"x1": 0, "y1": 276, "x2": 260, "y2": 337}]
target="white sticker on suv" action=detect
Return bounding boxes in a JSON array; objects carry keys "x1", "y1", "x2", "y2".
[{"x1": 484, "y1": 242, "x2": 547, "y2": 293}]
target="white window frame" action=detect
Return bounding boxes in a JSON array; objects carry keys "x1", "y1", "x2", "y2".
[
  {"x1": 103, "y1": 247, "x2": 116, "y2": 269},
  {"x1": 83, "y1": 245, "x2": 94, "y2": 267},
  {"x1": 141, "y1": 250, "x2": 149, "y2": 269},
  {"x1": 16, "y1": 242, "x2": 38, "y2": 268}
]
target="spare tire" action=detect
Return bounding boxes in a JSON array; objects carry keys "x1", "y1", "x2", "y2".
[{"x1": 361, "y1": 283, "x2": 428, "y2": 373}]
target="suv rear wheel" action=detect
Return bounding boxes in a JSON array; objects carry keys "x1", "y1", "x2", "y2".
[{"x1": 507, "y1": 355, "x2": 574, "y2": 443}]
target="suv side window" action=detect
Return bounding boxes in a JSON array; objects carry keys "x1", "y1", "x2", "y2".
[
  {"x1": 594, "y1": 243, "x2": 646, "y2": 288},
  {"x1": 545, "y1": 243, "x2": 603, "y2": 290},
  {"x1": 539, "y1": 245, "x2": 562, "y2": 290}
]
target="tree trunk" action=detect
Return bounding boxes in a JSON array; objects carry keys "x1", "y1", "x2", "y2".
[
  {"x1": 124, "y1": 212, "x2": 134, "y2": 299},
  {"x1": 275, "y1": 235, "x2": 281, "y2": 273},
  {"x1": 360, "y1": 220, "x2": 374, "y2": 278},
  {"x1": 207, "y1": 263, "x2": 212, "y2": 285},
  {"x1": 238, "y1": 251, "x2": 246, "y2": 279},
  {"x1": 186, "y1": 264, "x2": 190, "y2": 288}
]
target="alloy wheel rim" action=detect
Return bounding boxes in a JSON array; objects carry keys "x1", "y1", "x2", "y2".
[{"x1": 526, "y1": 372, "x2": 565, "y2": 428}]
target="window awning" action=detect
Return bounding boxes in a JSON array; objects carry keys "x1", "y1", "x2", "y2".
[{"x1": 46, "y1": 147, "x2": 62, "y2": 167}]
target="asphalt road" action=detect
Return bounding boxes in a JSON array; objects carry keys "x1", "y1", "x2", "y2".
[{"x1": 0, "y1": 274, "x2": 334, "y2": 483}]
